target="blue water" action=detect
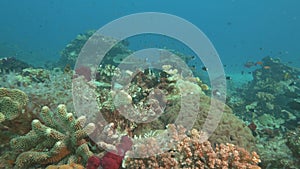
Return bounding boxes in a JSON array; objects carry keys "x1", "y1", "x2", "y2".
[{"x1": 0, "y1": 0, "x2": 299, "y2": 70}]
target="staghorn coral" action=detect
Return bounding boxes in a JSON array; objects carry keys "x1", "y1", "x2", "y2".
[
  {"x1": 125, "y1": 124, "x2": 261, "y2": 169},
  {"x1": 10, "y1": 104, "x2": 95, "y2": 169},
  {"x1": 0, "y1": 87, "x2": 28, "y2": 122}
]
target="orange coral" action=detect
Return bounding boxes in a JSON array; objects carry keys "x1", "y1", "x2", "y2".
[
  {"x1": 125, "y1": 124, "x2": 261, "y2": 169},
  {"x1": 46, "y1": 163, "x2": 84, "y2": 169}
]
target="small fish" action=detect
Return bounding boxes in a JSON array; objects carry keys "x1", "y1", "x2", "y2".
[
  {"x1": 244, "y1": 61, "x2": 256, "y2": 68},
  {"x1": 248, "y1": 122, "x2": 257, "y2": 131},
  {"x1": 255, "y1": 61, "x2": 263, "y2": 65},
  {"x1": 227, "y1": 21, "x2": 232, "y2": 26},
  {"x1": 263, "y1": 66, "x2": 271, "y2": 70},
  {"x1": 226, "y1": 76, "x2": 232, "y2": 80},
  {"x1": 202, "y1": 66, "x2": 208, "y2": 71},
  {"x1": 190, "y1": 65, "x2": 196, "y2": 70},
  {"x1": 213, "y1": 89, "x2": 221, "y2": 97},
  {"x1": 289, "y1": 81, "x2": 296, "y2": 86},
  {"x1": 241, "y1": 71, "x2": 244, "y2": 75}
]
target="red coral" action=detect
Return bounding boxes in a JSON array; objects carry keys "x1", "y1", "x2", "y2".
[
  {"x1": 100, "y1": 152, "x2": 123, "y2": 169},
  {"x1": 86, "y1": 155, "x2": 100, "y2": 169},
  {"x1": 87, "y1": 136, "x2": 133, "y2": 169}
]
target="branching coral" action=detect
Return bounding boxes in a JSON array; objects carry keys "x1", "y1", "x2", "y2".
[
  {"x1": 125, "y1": 124, "x2": 261, "y2": 169},
  {"x1": 10, "y1": 104, "x2": 95, "y2": 168},
  {"x1": 0, "y1": 87, "x2": 28, "y2": 123}
]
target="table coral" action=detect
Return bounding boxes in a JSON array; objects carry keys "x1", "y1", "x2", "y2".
[
  {"x1": 0, "y1": 87, "x2": 28, "y2": 122},
  {"x1": 10, "y1": 104, "x2": 95, "y2": 169}
]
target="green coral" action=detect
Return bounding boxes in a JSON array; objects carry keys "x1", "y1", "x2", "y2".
[
  {"x1": 10, "y1": 104, "x2": 95, "y2": 169},
  {"x1": 0, "y1": 88, "x2": 28, "y2": 122}
]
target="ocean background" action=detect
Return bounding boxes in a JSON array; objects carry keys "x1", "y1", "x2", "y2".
[{"x1": 0, "y1": 0, "x2": 299, "y2": 82}]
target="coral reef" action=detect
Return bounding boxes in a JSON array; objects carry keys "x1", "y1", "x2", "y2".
[
  {"x1": 57, "y1": 30, "x2": 96, "y2": 68},
  {"x1": 256, "y1": 133, "x2": 299, "y2": 168},
  {"x1": 1, "y1": 67, "x2": 74, "y2": 113},
  {"x1": 10, "y1": 104, "x2": 95, "y2": 168},
  {"x1": 57, "y1": 30, "x2": 132, "y2": 69},
  {"x1": 227, "y1": 56, "x2": 300, "y2": 168},
  {"x1": 0, "y1": 87, "x2": 28, "y2": 122},
  {"x1": 92, "y1": 63, "x2": 256, "y2": 151},
  {"x1": 0, "y1": 57, "x2": 31, "y2": 74},
  {"x1": 163, "y1": 88, "x2": 256, "y2": 150},
  {"x1": 286, "y1": 126, "x2": 300, "y2": 158},
  {"x1": 0, "y1": 33, "x2": 266, "y2": 168},
  {"x1": 0, "y1": 68, "x2": 74, "y2": 152},
  {"x1": 19, "y1": 67, "x2": 50, "y2": 83},
  {"x1": 124, "y1": 124, "x2": 261, "y2": 169}
]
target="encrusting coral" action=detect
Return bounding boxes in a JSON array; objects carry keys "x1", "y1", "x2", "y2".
[
  {"x1": 0, "y1": 87, "x2": 28, "y2": 123},
  {"x1": 10, "y1": 104, "x2": 95, "y2": 168}
]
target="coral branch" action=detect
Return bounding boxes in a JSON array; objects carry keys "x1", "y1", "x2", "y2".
[{"x1": 10, "y1": 104, "x2": 95, "y2": 168}]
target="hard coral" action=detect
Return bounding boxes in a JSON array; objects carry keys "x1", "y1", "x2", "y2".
[
  {"x1": 125, "y1": 124, "x2": 261, "y2": 169},
  {"x1": 0, "y1": 87, "x2": 28, "y2": 122},
  {"x1": 10, "y1": 104, "x2": 95, "y2": 169}
]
